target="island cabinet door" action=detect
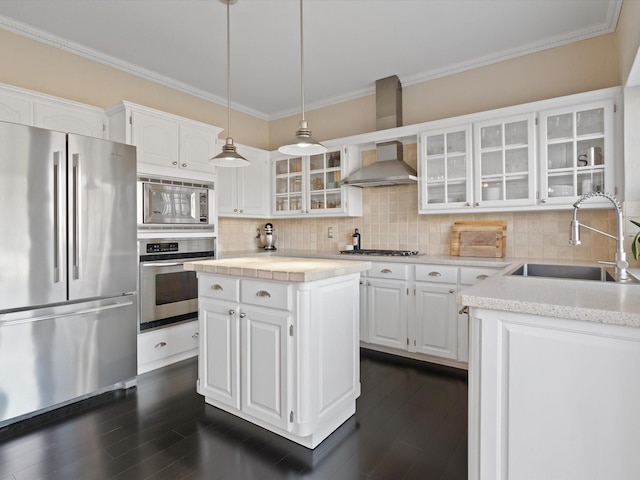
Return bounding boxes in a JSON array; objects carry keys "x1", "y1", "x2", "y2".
[
  {"x1": 367, "y1": 278, "x2": 408, "y2": 350},
  {"x1": 240, "y1": 305, "x2": 290, "y2": 430},
  {"x1": 198, "y1": 298, "x2": 240, "y2": 410}
]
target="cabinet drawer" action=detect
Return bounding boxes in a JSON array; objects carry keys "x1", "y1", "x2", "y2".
[
  {"x1": 138, "y1": 321, "x2": 199, "y2": 365},
  {"x1": 198, "y1": 274, "x2": 239, "y2": 301},
  {"x1": 460, "y1": 267, "x2": 500, "y2": 285},
  {"x1": 241, "y1": 280, "x2": 291, "y2": 310},
  {"x1": 415, "y1": 264, "x2": 458, "y2": 284},
  {"x1": 368, "y1": 262, "x2": 409, "y2": 280}
]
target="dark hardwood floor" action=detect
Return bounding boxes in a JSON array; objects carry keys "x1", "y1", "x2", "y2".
[{"x1": 0, "y1": 350, "x2": 468, "y2": 480}]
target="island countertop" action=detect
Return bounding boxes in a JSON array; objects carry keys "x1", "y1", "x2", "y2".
[
  {"x1": 458, "y1": 273, "x2": 640, "y2": 328},
  {"x1": 184, "y1": 256, "x2": 371, "y2": 282}
]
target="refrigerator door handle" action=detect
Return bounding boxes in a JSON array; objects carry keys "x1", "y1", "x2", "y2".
[
  {"x1": 53, "y1": 151, "x2": 63, "y2": 283},
  {"x1": 0, "y1": 298, "x2": 135, "y2": 327},
  {"x1": 72, "y1": 153, "x2": 81, "y2": 279}
]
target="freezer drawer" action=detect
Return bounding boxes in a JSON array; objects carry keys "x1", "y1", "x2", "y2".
[{"x1": 0, "y1": 295, "x2": 137, "y2": 426}]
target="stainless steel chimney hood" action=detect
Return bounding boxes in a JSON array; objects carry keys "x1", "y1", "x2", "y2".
[{"x1": 342, "y1": 75, "x2": 417, "y2": 187}]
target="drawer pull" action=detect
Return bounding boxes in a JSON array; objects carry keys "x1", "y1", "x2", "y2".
[
  {"x1": 256, "y1": 290, "x2": 271, "y2": 298},
  {"x1": 211, "y1": 284, "x2": 224, "y2": 291},
  {"x1": 476, "y1": 274, "x2": 489, "y2": 280},
  {"x1": 154, "y1": 342, "x2": 167, "y2": 349},
  {"x1": 380, "y1": 268, "x2": 392, "y2": 274},
  {"x1": 192, "y1": 333, "x2": 199, "y2": 339},
  {"x1": 428, "y1": 271, "x2": 442, "y2": 277},
  {"x1": 228, "y1": 309, "x2": 235, "y2": 315}
]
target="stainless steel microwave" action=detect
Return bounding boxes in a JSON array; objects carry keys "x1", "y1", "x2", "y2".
[{"x1": 138, "y1": 177, "x2": 211, "y2": 226}]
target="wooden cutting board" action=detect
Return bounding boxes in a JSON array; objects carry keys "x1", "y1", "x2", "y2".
[
  {"x1": 451, "y1": 221, "x2": 506, "y2": 257},
  {"x1": 458, "y1": 231, "x2": 502, "y2": 257}
]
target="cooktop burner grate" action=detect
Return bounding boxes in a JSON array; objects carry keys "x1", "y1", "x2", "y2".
[{"x1": 340, "y1": 249, "x2": 419, "y2": 257}]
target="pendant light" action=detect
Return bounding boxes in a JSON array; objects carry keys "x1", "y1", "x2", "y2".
[
  {"x1": 278, "y1": 0, "x2": 327, "y2": 156},
  {"x1": 209, "y1": 0, "x2": 250, "y2": 167}
]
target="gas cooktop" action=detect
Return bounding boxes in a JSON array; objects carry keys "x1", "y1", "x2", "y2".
[{"x1": 340, "y1": 249, "x2": 419, "y2": 257}]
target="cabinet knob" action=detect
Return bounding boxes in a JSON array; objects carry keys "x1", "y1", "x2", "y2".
[
  {"x1": 228, "y1": 309, "x2": 235, "y2": 315},
  {"x1": 239, "y1": 209, "x2": 243, "y2": 213},
  {"x1": 428, "y1": 271, "x2": 442, "y2": 277},
  {"x1": 449, "y1": 288, "x2": 455, "y2": 294},
  {"x1": 459, "y1": 306, "x2": 469, "y2": 315},
  {"x1": 192, "y1": 333, "x2": 199, "y2": 339},
  {"x1": 211, "y1": 284, "x2": 224, "y2": 291},
  {"x1": 154, "y1": 342, "x2": 167, "y2": 349},
  {"x1": 541, "y1": 199, "x2": 547, "y2": 204},
  {"x1": 233, "y1": 208, "x2": 238, "y2": 212},
  {"x1": 381, "y1": 268, "x2": 392, "y2": 274},
  {"x1": 172, "y1": 161, "x2": 178, "y2": 166},
  {"x1": 476, "y1": 274, "x2": 489, "y2": 280},
  {"x1": 475, "y1": 202, "x2": 480, "y2": 207},
  {"x1": 256, "y1": 290, "x2": 271, "y2": 298},
  {"x1": 182, "y1": 163, "x2": 187, "y2": 168},
  {"x1": 239, "y1": 312, "x2": 246, "y2": 318}
]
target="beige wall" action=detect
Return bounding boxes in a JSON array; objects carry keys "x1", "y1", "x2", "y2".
[
  {"x1": 616, "y1": 0, "x2": 640, "y2": 86},
  {"x1": 0, "y1": 29, "x2": 270, "y2": 148},
  {"x1": 269, "y1": 34, "x2": 619, "y2": 150}
]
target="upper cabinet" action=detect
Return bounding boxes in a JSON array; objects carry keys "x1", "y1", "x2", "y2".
[
  {"x1": 0, "y1": 82, "x2": 107, "y2": 138},
  {"x1": 418, "y1": 87, "x2": 620, "y2": 214},
  {"x1": 419, "y1": 125, "x2": 473, "y2": 210},
  {"x1": 217, "y1": 144, "x2": 270, "y2": 218},
  {"x1": 473, "y1": 113, "x2": 536, "y2": 208},
  {"x1": 107, "y1": 101, "x2": 222, "y2": 181},
  {"x1": 539, "y1": 100, "x2": 614, "y2": 205},
  {"x1": 272, "y1": 146, "x2": 362, "y2": 217}
]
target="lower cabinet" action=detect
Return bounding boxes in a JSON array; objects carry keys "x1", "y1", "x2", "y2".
[
  {"x1": 361, "y1": 262, "x2": 500, "y2": 368},
  {"x1": 196, "y1": 272, "x2": 361, "y2": 448},
  {"x1": 469, "y1": 308, "x2": 640, "y2": 480},
  {"x1": 137, "y1": 321, "x2": 199, "y2": 374}
]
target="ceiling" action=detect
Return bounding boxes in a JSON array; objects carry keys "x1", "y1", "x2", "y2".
[{"x1": 0, "y1": 0, "x2": 623, "y2": 120}]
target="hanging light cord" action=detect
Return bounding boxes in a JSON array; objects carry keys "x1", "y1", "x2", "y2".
[
  {"x1": 225, "y1": 0, "x2": 232, "y2": 138},
  {"x1": 299, "y1": 0, "x2": 305, "y2": 123}
]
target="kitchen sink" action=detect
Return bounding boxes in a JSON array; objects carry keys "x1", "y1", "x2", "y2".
[{"x1": 507, "y1": 263, "x2": 616, "y2": 282}]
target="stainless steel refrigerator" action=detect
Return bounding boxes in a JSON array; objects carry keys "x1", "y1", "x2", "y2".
[{"x1": 0, "y1": 120, "x2": 138, "y2": 427}]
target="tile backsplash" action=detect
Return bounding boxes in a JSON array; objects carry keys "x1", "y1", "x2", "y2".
[{"x1": 219, "y1": 184, "x2": 627, "y2": 264}]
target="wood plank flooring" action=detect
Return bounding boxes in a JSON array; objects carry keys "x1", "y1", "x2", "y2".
[{"x1": 0, "y1": 350, "x2": 468, "y2": 480}]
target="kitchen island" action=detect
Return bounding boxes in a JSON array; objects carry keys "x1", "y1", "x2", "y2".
[
  {"x1": 184, "y1": 256, "x2": 371, "y2": 448},
  {"x1": 459, "y1": 272, "x2": 640, "y2": 480}
]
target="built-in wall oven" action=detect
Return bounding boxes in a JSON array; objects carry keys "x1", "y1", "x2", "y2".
[{"x1": 139, "y1": 237, "x2": 216, "y2": 331}]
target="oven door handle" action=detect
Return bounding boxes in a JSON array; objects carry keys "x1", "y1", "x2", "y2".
[{"x1": 141, "y1": 261, "x2": 187, "y2": 268}]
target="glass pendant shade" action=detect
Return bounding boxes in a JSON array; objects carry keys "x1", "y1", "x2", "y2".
[
  {"x1": 278, "y1": 0, "x2": 327, "y2": 156},
  {"x1": 208, "y1": 0, "x2": 249, "y2": 167}
]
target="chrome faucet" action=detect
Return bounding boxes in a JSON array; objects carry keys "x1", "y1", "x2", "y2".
[{"x1": 569, "y1": 192, "x2": 629, "y2": 281}]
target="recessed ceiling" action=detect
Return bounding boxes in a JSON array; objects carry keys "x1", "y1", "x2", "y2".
[{"x1": 0, "y1": 0, "x2": 622, "y2": 120}]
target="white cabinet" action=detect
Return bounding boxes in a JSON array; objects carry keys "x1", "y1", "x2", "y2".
[
  {"x1": 539, "y1": 99, "x2": 615, "y2": 204},
  {"x1": 0, "y1": 82, "x2": 107, "y2": 137},
  {"x1": 107, "y1": 101, "x2": 222, "y2": 181},
  {"x1": 469, "y1": 308, "x2": 640, "y2": 480},
  {"x1": 272, "y1": 146, "x2": 362, "y2": 217},
  {"x1": 419, "y1": 124, "x2": 473, "y2": 210},
  {"x1": 474, "y1": 113, "x2": 536, "y2": 207},
  {"x1": 413, "y1": 265, "x2": 459, "y2": 360},
  {"x1": 217, "y1": 144, "x2": 270, "y2": 217},
  {"x1": 361, "y1": 262, "x2": 500, "y2": 367},
  {"x1": 365, "y1": 263, "x2": 409, "y2": 350},
  {"x1": 457, "y1": 266, "x2": 501, "y2": 363},
  {"x1": 417, "y1": 88, "x2": 620, "y2": 214},
  {"x1": 137, "y1": 321, "x2": 200, "y2": 374},
  {"x1": 196, "y1": 272, "x2": 361, "y2": 448}
]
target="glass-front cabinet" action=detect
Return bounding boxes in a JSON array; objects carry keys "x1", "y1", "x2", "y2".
[
  {"x1": 274, "y1": 156, "x2": 304, "y2": 213},
  {"x1": 272, "y1": 146, "x2": 362, "y2": 217},
  {"x1": 539, "y1": 100, "x2": 614, "y2": 204},
  {"x1": 473, "y1": 113, "x2": 536, "y2": 207},
  {"x1": 419, "y1": 125, "x2": 473, "y2": 211}
]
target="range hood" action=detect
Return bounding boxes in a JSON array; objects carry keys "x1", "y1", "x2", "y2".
[{"x1": 342, "y1": 75, "x2": 417, "y2": 187}]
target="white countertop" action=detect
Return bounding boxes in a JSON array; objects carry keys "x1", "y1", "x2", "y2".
[
  {"x1": 459, "y1": 268, "x2": 640, "y2": 328},
  {"x1": 184, "y1": 256, "x2": 371, "y2": 282}
]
